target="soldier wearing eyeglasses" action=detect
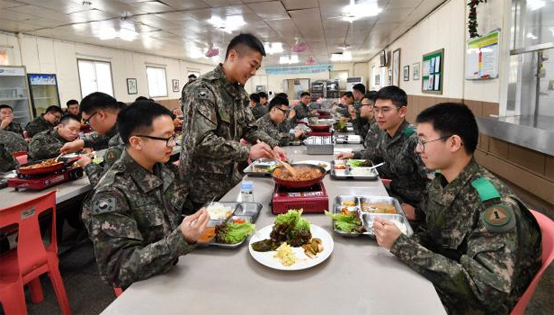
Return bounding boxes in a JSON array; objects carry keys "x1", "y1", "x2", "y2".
[
  {"x1": 255, "y1": 96, "x2": 305, "y2": 147},
  {"x1": 374, "y1": 103, "x2": 542, "y2": 314}
]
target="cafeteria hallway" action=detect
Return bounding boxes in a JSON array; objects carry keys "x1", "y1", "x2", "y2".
[{"x1": 1, "y1": 0, "x2": 554, "y2": 314}]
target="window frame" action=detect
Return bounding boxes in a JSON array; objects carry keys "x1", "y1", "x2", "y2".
[
  {"x1": 146, "y1": 66, "x2": 168, "y2": 98},
  {"x1": 76, "y1": 58, "x2": 115, "y2": 98}
]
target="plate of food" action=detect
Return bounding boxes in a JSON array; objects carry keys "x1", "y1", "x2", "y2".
[
  {"x1": 292, "y1": 160, "x2": 331, "y2": 172},
  {"x1": 249, "y1": 210, "x2": 334, "y2": 271}
]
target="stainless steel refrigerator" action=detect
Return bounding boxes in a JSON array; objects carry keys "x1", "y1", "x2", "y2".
[
  {"x1": 0, "y1": 65, "x2": 33, "y2": 125},
  {"x1": 27, "y1": 73, "x2": 61, "y2": 117}
]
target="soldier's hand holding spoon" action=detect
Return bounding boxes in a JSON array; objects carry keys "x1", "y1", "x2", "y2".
[{"x1": 181, "y1": 208, "x2": 209, "y2": 244}]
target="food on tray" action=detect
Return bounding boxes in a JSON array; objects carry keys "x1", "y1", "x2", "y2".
[
  {"x1": 325, "y1": 210, "x2": 364, "y2": 234},
  {"x1": 198, "y1": 227, "x2": 216, "y2": 243},
  {"x1": 361, "y1": 202, "x2": 396, "y2": 214},
  {"x1": 341, "y1": 200, "x2": 356, "y2": 207},
  {"x1": 348, "y1": 160, "x2": 373, "y2": 167},
  {"x1": 215, "y1": 221, "x2": 256, "y2": 244},
  {"x1": 19, "y1": 159, "x2": 62, "y2": 170},
  {"x1": 302, "y1": 238, "x2": 323, "y2": 259},
  {"x1": 251, "y1": 210, "x2": 312, "y2": 252},
  {"x1": 273, "y1": 166, "x2": 322, "y2": 181},
  {"x1": 206, "y1": 203, "x2": 234, "y2": 220},
  {"x1": 274, "y1": 242, "x2": 297, "y2": 266}
]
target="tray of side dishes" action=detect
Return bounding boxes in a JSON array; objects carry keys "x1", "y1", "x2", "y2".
[
  {"x1": 243, "y1": 158, "x2": 280, "y2": 177},
  {"x1": 199, "y1": 202, "x2": 263, "y2": 248},
  {"x1": 330, "y1": 160, "x2": 379, "y2": 180},
  {"x1": 329, "y1": 195, "x2": 413, "y2": 238}
]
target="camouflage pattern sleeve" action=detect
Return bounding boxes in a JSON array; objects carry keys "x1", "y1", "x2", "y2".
[
  {"x1": 5, "y1": 122, "x2": 23, "y2": 135},
  {"x1": 255, "y1": 115, "x2": 293, "y2": 147},
  {"x1": 182, "y1": 86, "x2": 250, "y2": 163},
  {"x1": 28, "y1": 133, "x2": 62, "y2": 160},
  {"x1": 84, "y1": 163, "x2": 107, "y2": 187},
  {"x1": 82, "y1": 132, "x2": 111, "y2": 150},
  {"x1": 87, "y1": 189, "x2": 196, "y2": 288},
  {"x1": 390, "y1": 202, "x2": 523, "y2": 313},
  {"x1": 25, "y1": 117, "x2": 51, "y2": 138},
  {"x1": 353, "y1": 122, "x2": 381, "y2": 160},
  {"x1": 0, "y1": 143, "x2": 18, "y2": 172}
]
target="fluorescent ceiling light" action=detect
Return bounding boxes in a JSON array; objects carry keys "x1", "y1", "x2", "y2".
[
  {"x1": 527, "y1": 0, "x2": 545, "y2": 10},
  {"x1": 342, "y1": 0, "x2": 381, "y2": 22},
  {"x1": 279, "y1": 55, "x2": 299, "y2": 64},
  {"x1": 264, "y1": 42, "x2": 283, "y2": 55},
  {"x1": 331, "y1": 51, "x2": 352, "y2": 62},
  {"x1": 208, "y1": 15, "x2": 246, "y2": 33}
]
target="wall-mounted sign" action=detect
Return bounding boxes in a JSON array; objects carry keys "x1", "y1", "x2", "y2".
[
  {"x1": 466, "y1": 29, "x2": 500, "y2": 80},
  {"x1": 264, "y1": 64, "x2": 333, "y2": 75},
  {"x1": 29, "y1": 74, "x2": 57, "y2": 85},
  {"x1": 422, "y1": 49, "x2": 444, "y2": 94}
]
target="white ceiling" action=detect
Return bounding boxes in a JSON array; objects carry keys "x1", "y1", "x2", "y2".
[{"x1": 0, "y1": 0, "x2": 446, "y2": 66}]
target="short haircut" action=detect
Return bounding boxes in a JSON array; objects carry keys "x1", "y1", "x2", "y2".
[
  {"x1": 300, "y1": 92, "x2": 310, "y2": 98},
  {"x1": 365, "y1": 91, "x2": 378, "y2": 102},
  {"x1": 117, "y1": 101, "x2": 173, "y2": 145},
  {"x1": 225, "y1": 33, "x2": 266, "y2": 59},
  {"x1": 80, "y1": 92, "x2": 121, "y2": 114},
  {"x1": 416, "y1": 103, "x2": 478, "y2": 154},
  {"x1": 344, "y1": 92, "x2": 354, "y2": 99},
  {"x1": 59, "y1": 114, "x2": 80, "y2": 125},
  {"x1": 352, "y1": 83, "x2": 366, "y2": 94},
  {"x1": 135, "y1": 96, "x2": 150, "y2": 102},
  {"x1": 268, "y1": 96, "x2": 289, "y2": 111},
  {"x1": 258, "y1": 91, "x2": 268, "y2": 99},
  {"x1": 249, "y1": 93, "x2": 260, "y2": 103},
  {"x1": 275, "y1": 93, "x2": 288, "y2": 99},
  {"x1": 375, "y1": 86, "x2": 407, "y2": 108},
  {"x1": 0, "y1": 104, "x2": 13, "y2": 111},
  {"x1": 188, "y1": 74, "x2": 197, "y2": 79},
  {"x1": 360, "y1": 94, "x2": 375, "y2": 105},
  {"x1": 66, "y1": 99, "x2": 79, "y2": 106},
  {"x1": 45, "y1": 105, "x2": 63, "y2": 115}
]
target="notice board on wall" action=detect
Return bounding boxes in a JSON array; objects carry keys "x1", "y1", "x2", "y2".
[
  {"x1": 422, "y1": 48, "x2": 444, "y2": 94},
  {"x1": 466, "y1": 30, "x2": 500, "y2": 80}
]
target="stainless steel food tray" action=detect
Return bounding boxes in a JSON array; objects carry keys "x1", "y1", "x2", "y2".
[
  {"x1": 243, "y1": 158, "x2": 279, "y2": 177},
  {"x1": 330, "y1": 160, "x2": 379, "y2": 180},
  {"x1": 205, "y1": 202, "x2": 263, "y2": 248},
  {"x1": 335, "y1": 135, "x2": 362, "y2": 144},
  {"x1": 331, "y1": 196, "x2": 412, "y2": 238}
]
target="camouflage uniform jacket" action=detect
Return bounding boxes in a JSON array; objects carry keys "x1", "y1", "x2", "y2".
[
  {"x1": 251, "y1": 103, "x2": 267, "y2": 120},
  {"x1": 0, "y1": 129, "x2": 28, "y2": 153},
  {"x1": 335, "y1": 103, "x2": 350, "y2": 118},
  {"x1": 293, "y1": 102, "x2": 316, "y2": 120},
  {"x1": 81, "y1": 126, "x2": 119, "y2": 151},
  {"x1": 2, "y1": 121, "x2": 23, "y2": 135},
  {"x1": 25, "y1": 115, "x2": 53, "y2": 138},
  {"x1": 366, "y1": 120, "x2": 430, "y2": 205},
  {"x1": 352, "y1": 118, "x2": 381, "y2": 160},
  {"x1": 255, "y1": 114, "x2": 293, "y2": 147},
  {"x1": 28, "y1": 129, "x2": 69, "y2": 161},
  {"x1": 179, "y1": 64, "x2": 277, "y2": 205},
  {"x1": 0, "y1": 143, "x2": 17, "y2": 172},
  {"x1": 391, "y1": 159, "x2": 542, "y2": 314},
  {"x1": 84, "y1": 130, "x2": 124, "y2": 187},
  {"x1": 82, "y1": 151, "x2": 194, "y2": 288}
]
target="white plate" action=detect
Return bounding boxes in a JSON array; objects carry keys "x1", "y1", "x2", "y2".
[
  {"x1": 293, "y1": 160, "x2": 331, "y2": 172},
  {"x1": 249, "y1": 224, "x2": 334, "y2": 271}
]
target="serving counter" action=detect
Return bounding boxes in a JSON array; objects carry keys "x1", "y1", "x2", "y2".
[{"x1": 100, "y1": 145, "x2": 446, "y2": 315}]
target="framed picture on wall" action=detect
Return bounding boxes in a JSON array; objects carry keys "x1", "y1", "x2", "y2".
[
  {"x1": 403, "y1": 65, "x2": 410, "y2": 81},
  {"x1": 413, "y1": 62, "x2": 420, "y2": 80},
  {"x1": 172, "y1": 79, "x2": 180, "y2": 92},
  {"x1": 392, "y1": 48, "x2": 401, "y2": 86},
  {"x1": 127, "y1": 78, "x2": 137, "y2": 95}
]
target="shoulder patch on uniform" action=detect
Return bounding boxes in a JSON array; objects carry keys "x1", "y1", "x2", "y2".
[
  {"x1": 196, "y1": 87, "x2": 214, "y2": 102},
  {"x1": 481, "y1": 203, "x2": 516, "y2": 233},
  {"x1": 403, "y1": 126, "x2": 415, "y2": 137},
  {"x1": 92, "y1": 197, "x2": 117, "y2": 215},
  {"x1": 471, "y1": 177, "x2": 501, "y2": 202},
  {"x1": 104, "y1": 147, "x2": 122, "y2": 164}
]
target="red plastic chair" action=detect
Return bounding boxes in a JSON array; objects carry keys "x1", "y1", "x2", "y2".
[
  {"x1": 11, "y1": 151, "x2": 28, "y2": 165},
  {"x1": 0, "y1": 191, "x2": 72, "y2": 315},
  {"x1": 510, "y1": 210, "x2": 554, "y2": 315}
]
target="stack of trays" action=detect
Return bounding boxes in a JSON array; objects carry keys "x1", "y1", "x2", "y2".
[
  {"x1": 330, "y1": 195, "x2": 413, "y2": 238},
  {"x1": 304, "y1": 136, "x2": 334, "y2": 155}
]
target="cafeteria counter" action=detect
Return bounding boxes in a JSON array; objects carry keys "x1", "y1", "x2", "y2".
[{"x1": 100, "y1": 145, "x2": 446, "y2": 315}]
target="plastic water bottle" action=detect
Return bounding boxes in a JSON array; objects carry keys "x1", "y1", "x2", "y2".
[{"x1": 240, "y1": 181, "x2": 254, "y2": 202}]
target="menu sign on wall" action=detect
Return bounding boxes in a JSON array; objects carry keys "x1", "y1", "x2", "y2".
[{"x1": 466, "y1": 30, "x2": 500, "y2": 80}]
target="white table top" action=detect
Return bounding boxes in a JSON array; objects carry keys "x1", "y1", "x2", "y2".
[{"x1": 100, "y1": 144, "x2": 446, "y2": 315}]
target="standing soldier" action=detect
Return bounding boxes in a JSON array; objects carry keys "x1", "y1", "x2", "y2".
[{"x1": 180, "y1": 33, "x2": 286, "y2": 210}]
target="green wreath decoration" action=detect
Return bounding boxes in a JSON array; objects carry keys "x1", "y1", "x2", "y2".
[{"x1": 468, "y1": 0, "x2": 488, "y2": 38}]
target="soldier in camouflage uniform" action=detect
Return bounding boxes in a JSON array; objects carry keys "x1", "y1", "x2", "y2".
[
  {"x1": 0, "y1": 143, "x2": 18, "y2": 172},
  {"x1": 180, "y1": 34, "x2": 287, "y2": 208},
  {"x1": 24, "y1": 105, "x2": 63, "y2": 138},
  {"x1": 64, "y1": 92, "x2": 124, "y2": 187},
  {"x1": 294, "y1": 92, "x2": 317, "y2": 121},
  {"x1": 249, "y1": 93, "x2": 267, "y2": 120},
  {"x1": 0, "y1": 104, "x2": 24, "y2": 136},
  {"x1": 28, "y1": 115, "x2": 81, "y2": 161},
  {"x1": 374, "y1": 103, "x2": 542, "y2": 314},
  {"x1": 0, "y1": 129, "x2": 28, "y2": 153},
  {"x1": 338, "y1": 95, "x2": 381, "y2": 160},
  {"x1": 83, "y1": 102, "x2": 209, "y2": 289},
  {"x1": 255, "y1": 96, "x2": 304, "y2": 147}
]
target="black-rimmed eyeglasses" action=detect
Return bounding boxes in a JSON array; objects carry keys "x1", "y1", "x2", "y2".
[
  {"x1": 83, "y1": 111, "x2": 98, "y2": 125},
  {"x1": 416, "y1": 135, "x2": 452, "y2": 151},
  {"x1": 136, "y1": 135, "x2": 177, "y2": 147}
]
